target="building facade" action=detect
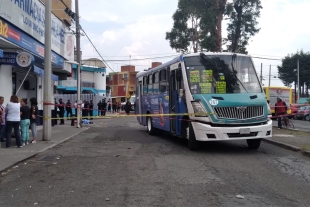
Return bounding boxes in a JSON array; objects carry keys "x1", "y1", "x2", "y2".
[
  {"x1": 108, "y1": 65, "x2": 138, "y2": 102},
  {"x1": 57, "y1": 65, "x2": 106, "y2": 95},
  {"x1": 0, "y1": 0, "x2": 75, "y2": 109}
]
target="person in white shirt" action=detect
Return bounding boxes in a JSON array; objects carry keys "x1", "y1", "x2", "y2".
[{"x1": 5, "y1": 95, "x2": 22, "y2": 148}]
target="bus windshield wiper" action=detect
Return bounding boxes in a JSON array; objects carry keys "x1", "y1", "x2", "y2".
[{"x1": 231, "y1": 54, "x2": 248, "y2": 93}]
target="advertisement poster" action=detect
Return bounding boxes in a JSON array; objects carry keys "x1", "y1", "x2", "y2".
[
  {"x1": 269, "y1": 88, "x2": 290, "y2": 109},
  {"x1": 143, "y1": 94, "x2": 170, "y2": 131},
  {"x1": 0, "y1": 18, "x2": 64, "y2": 67}
]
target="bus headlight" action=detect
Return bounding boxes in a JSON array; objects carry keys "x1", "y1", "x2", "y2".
[{"x1": 191, "y1": 101, "x2": 208, "y2": 117}]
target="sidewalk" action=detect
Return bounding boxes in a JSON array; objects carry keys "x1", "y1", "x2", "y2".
[
  {"x1": 272, "y1": 120, "x2": 310, "y2": 132},
  {"x1": 0, "y1": 123, "x2": 88, "y2": 172},
  {"x1": 264, "y1": 127, "x2": 310, "y2": 157}
]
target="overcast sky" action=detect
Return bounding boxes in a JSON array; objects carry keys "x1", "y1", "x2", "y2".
[{"x1": 72, "y1": 0, "x2": 310, "y2": 87}]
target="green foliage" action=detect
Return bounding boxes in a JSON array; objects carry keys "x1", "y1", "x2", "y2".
[
  {"x1": 278, "y1": 50, "x2": 310, "y2": 96},
  {"x1": 166, "y1": 0, "x2": 262, "y2": 53},
  {"x1": 225, "y1": 0, "x2": 262, "y2": 54},
  {"x1": 166, "y1": 0, "x2": 225, "y2": 52}
]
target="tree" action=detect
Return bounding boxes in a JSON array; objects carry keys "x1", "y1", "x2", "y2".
[
  {"x1": 278, "y1": 51, "x2": 310, "y2": 97},
  {"x1": 166, "y1": 0, "x2": 262, "y2": 53},
  {"x1": 166, "y1": 0, "x2": 226, "y2": 52},
  {"x1": 225, "y1": 0, "x2": 262, "y2": 54}
]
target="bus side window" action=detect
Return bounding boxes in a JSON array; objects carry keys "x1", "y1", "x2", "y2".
[
  {"x1": 148, "y1": 74, "x2": 153, "y2": 94},
  {"x1": 143, "y1": 76, "x2": 148, "y2": 95},
  {"x1": 153, "y1": 72, "x2": 159, "y2": 94},
  {"x1": 159, "y1": 69, "x2": 167, "y2": 93}
]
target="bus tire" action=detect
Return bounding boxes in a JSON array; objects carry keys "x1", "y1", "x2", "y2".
[
  {"x1": 188, "y1": 122, "x2": 199, "y2": 151},
  {"x1": 147, "y1": 116, "x2": 156, "y2": 135},
  {"x1": 247, "y1": 139, "x2": 261, "y2": 149}
]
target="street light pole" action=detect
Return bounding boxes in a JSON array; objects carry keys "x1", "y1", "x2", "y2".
[
  {"x1": 297, "y1": 59, "x2": 300, "y2": 101},
  {"x1": 43, "y1": 0, "x2": 52, "y2": 141},
  {"x1": 75, "y1": 0, "x2": 82, "y2": 128},
  {"x1": 268, "y1": 65, "x2": 271, "y2": 87}
]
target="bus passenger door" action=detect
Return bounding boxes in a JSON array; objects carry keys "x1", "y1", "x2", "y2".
[
  {"x1": 137, "y1": 81, "x2": 143, "y2": 124},
  {"x1": 170, "y1": 70, "x2": 176, "y2": 134}
]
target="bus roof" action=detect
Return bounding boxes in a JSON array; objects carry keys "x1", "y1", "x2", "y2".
[{"x1": 136, "y1": 52, "x2": 252, "y2": 78}]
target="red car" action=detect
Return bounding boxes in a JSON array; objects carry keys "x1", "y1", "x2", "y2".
[
  {"x1": 290, "y1": 104, "x2": 305, "y2": 119},
  {"x1": 296, "y1": 106, "x2": 310, "y2": 121}
]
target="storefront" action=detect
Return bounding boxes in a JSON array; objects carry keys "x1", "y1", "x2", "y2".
[{"x1": 0, "y1": 0, "x2": 75, "y2": 107}]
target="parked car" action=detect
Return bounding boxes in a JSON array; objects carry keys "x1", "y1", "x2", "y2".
[
  {"x1": 296, "y1": 106, "x2": 310, "y2": 121},
  {"x1": 290, "y1": 104, "x2": 306, "y2": 119}
]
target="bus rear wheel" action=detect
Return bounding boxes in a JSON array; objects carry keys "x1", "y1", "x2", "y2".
[
  {"x1": 188, "y1": 122, "x2": 199, "y2": 151},
  {"x1": 147, "y1": 116, "x2": 156, "y2": 135},
  {"x1": 247, "y1": 139, "x2": 261, "y2": 149}
]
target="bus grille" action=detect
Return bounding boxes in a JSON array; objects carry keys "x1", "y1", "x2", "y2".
[{"x1": 214, "y1": 106, "x2": 264, "y2": 119}]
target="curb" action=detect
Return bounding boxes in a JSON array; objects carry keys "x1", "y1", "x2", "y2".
[
  {"x1": 301, "y1": 150, "x2": 310, "y2": 158},
  {"x1": 262, "y1": 139, "x2": 301, "y2": 152},
  {"x1": 0, "y1": 128, "x2": 89, "y2": 174}
]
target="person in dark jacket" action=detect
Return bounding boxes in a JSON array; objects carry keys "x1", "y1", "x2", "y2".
[
  {"x1": 102, "y1": 100, "x2": 107, "y2": 116},
  {"x1": 84, "y1": 101, "x2": 89, "y2": 119},
  {"x1": 66, "y1": 100, "x2": 72, "y2": 119},
  {"x1": 275, "y1": 97, "x2": 287, "y2": 129},
  {"x1": 29, "y1": 98, "x2": 38, "y2": 143},
  {"x1": 58, "y1": 98, "x2": 65, "y2": 125},
  {"x1": 89, "y1": 100, "x2": 94, "y2": 119},
  {"x1": 124, "y1": 101, "x2": 131, "y2": 115},
  {"x1": 97, "y1": 101, "x2": 102, "y2": 116}
]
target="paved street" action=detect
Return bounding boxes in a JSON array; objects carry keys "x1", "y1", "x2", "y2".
[{"x1": 0, "y1": 117, "x2": 310, "y2": 206}]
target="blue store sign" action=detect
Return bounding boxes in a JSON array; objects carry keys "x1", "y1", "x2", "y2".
[
  {"x1": 0, "y1": 52, "x2": 34, "y2": 67},
  {"x1": 0, "y1": 49, "x2": 3, "y2": 58},
  {"x1": 0, "y1": 17, "x2": 64, "y2": 68},
  {"x1": 0, "y1": 52, "x2": 58, "y2": 81}
]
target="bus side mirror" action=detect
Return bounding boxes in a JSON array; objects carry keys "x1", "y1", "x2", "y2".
[{"x1": 176, "y1": 69, "x2": 182, "y2": 81}]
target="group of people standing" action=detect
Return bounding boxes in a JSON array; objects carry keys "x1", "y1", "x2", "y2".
[
  {"x1": 97, "y1": 99, "x2": 132, "y2": 115},
  {"x1": 0, "y1": 95, "x2": 38, "y2": 148},
  {"x1": 54, "y1": 98, "x2": 96, "y2": 123}
]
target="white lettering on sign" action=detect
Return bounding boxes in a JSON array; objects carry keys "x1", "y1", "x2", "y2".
[
  {"x1": 151, "y1": 98, "x2": 159, "y2": 105},
  {"x1": 209, "y1": 99, "x2": 219, "y2": 106},
  {"x1": 0, "y1": 0, "x2": 72, "y2": 59}
]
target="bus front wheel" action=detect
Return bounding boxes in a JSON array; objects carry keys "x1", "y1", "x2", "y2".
[
  {"x1": 188, "y1": 122, "x2": 199, "y2": 151},
  {"x1": 246, "y1": 139, "x2": 261, "y2": 149},
  {"x1": 147, "y1": 116, "x2": 156, "y2": 135}
]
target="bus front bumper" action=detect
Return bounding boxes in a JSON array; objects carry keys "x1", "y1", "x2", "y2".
[{"x1": 192, "y1": 120, "x2": 272, "y2": 141}]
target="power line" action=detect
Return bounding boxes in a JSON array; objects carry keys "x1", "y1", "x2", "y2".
[
  {"x1": 251, "y1": 56, "x2": 282, "y2": 61},
  {"x1": 249, "y1": 54, "x2": 284, "y2": 58},
  {"x1": 103, "y1": 55, "x2": 179, "y2": 62},
  {"x1": 80, "y1": 52, "x2": 180, "y2": 58},
  {"x1": 79, "y1": 26, "x2": 116, "y2": 73}
]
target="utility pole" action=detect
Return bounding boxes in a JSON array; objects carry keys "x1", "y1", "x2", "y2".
[
  {"x1": 268, "y1": 65, "x2": 271, "y2": 87},
  {"x1": 75, "y1": 0, "x2": 82, "y2": 128},
  {"x1": 260, "y1": 63, "x2": 263, "y2": 84},
  {"x1": 43, "y1": 0, "x2": 52, "y2": 141},
  {"x1": 297, "y1": 59, "x2": 300, "y2": 100}
]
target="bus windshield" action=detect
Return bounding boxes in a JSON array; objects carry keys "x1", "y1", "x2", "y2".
[{"x1": 184, "y1": 54, "x2": 262, "y2": 94}]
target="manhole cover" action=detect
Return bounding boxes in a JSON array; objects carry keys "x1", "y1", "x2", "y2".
[{"x1": 38, "y1": 155, "x2": 59, "y2": 161}]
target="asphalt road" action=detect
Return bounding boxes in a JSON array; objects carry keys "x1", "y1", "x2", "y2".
[
  {"x1": 0, "y1": 117, "x2": 309, "y2": 207},
  {"x1": 273, "y1": 118, "x2": 310, "y2": 132}
]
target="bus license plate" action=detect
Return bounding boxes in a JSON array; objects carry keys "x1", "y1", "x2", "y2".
[{"x1": 240, "y1": 128, "x2": 250, "y2": 135}]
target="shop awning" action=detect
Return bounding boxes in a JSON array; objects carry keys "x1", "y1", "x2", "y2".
[
  {"x1": 0, "y1": 49, "x2": 3, "y2": 58},
  {"x1": 34, "y1": 66, "x2": 59, "y2": 81}
]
